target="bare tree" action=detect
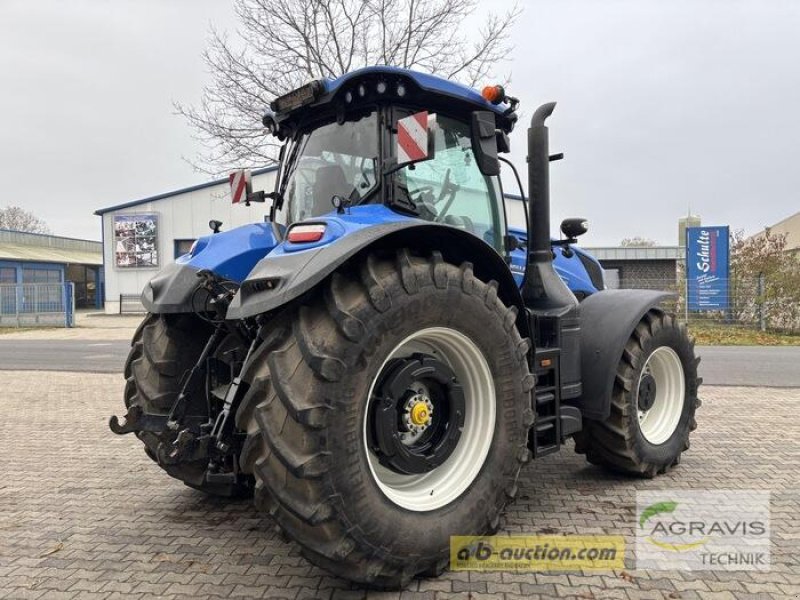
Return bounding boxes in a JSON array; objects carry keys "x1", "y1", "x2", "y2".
[
  {"x1": 620, "y1": 236, "x2": 657, "y2": 247},
  {"x1": 177, "y1": 0, "x2": 521, "y2": 173},
  {"x1": 0, "y1": 206, "x2": 50, "y2": 234}
]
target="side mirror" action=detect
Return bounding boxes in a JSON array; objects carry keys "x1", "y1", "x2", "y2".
[
  {"x1": 209, "y1": 220, "x2": 223, "y2": 234},
  {"x1": 395, "y1": 111, "x2": 437, "y2": 169},
  {"x1": 561, "y1": 218, "x2": 588, "y2": 240},
  {"x1": 471, "y1": 111, "x2": 500, "y2": 176}
]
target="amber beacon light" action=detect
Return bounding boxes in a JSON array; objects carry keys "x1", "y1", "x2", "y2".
[{"x1": 481, "y1": 84, "x2": 506, "y2": 105}]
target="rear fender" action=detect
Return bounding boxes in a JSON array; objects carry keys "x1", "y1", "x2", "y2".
[
  {"x1": 577, "y1": 289, "x2": 674, "y2": 420},
  {"x1": 227, "y1": 213, "x2": 529, "y2": 338}
]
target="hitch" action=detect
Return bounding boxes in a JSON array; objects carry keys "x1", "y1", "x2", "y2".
[
  {"x1": 111, "y1": 270, "x2": 262, "y2": 492},
  {"x1": 156, "y1": 348, "x2": 256, "y2": 466},
  {"x1": 109, "y1": 404, "x2": 207, "y2": 435},
  {"x1": 157, "y1": 429, "x2": 212, "y2": 465},
  {"x1": 109, "y1": 405, "x2": 170, "y2": 435}
]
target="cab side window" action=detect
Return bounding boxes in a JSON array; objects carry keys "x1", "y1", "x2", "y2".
[{"x1": 395, "y1": 114, "x2": 505, "y2": 252}]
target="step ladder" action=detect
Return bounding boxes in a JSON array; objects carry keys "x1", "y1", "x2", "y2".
[{"x1": 530, "y1": 347, "x2": 561, "y2": 458}]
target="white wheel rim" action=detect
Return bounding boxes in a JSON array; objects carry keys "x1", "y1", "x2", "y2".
[
  {"x1": 364, "y1": 327, "x2": 495, "y2": 512},
  {"x1": 637, "y1": 346, "x2": 686, "y2": 445}
]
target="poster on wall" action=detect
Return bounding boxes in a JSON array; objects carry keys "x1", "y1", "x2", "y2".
[
  {"x1": 114, "y1": 214, "x2": 159, "y2": 268},
  {"x1": 686, "y1": 226, "x2": 729, "y2": 311}
]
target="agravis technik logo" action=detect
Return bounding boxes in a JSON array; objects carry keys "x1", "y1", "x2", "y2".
[{"x1": 636, "y1": 490, "x2": 770, "y2": 570}]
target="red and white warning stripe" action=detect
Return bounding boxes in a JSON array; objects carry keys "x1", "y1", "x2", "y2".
[
  {"x1": 397, "y1": 111, "x2": 430, "y2": 164},
  {"x1": 229, "y1": 169, "x2": 251, "y2": 204}
]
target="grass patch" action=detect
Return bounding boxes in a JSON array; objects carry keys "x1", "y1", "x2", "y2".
[{"x1": 689, "y1": 323, "x2": 800, "y2": 346}]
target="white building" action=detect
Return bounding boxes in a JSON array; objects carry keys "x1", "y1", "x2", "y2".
[{"x1": 95, "y1": 167, "x2": 276, "y2": 314}]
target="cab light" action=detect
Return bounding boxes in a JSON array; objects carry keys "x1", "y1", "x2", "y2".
[
  {"x1": 270, "y1": 80, "x2": 323, "y2": 113},
  {"x1": 287, "y1": 223, "x2": 326, "y2": 243},
  {"x1": 482, "y1": 84, "x2": 505, "y2": 105}
]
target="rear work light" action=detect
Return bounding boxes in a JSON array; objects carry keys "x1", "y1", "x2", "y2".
[
  {"x1": 287, "y1": 223, "x2": 326, "y2": 244},
  {"x1": 270, "y1": 80, "x2": 323, "y2": 113}
]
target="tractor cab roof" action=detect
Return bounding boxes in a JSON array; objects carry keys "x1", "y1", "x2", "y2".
[{"x1": 267, "y1": 66, "x2": 518, "y2": 135}]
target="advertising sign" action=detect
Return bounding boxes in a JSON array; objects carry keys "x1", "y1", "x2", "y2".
[
  {"x1": 686, "y1": 226, "x2": 729, "y2": 311},
  {"x1": 114, "y1": 214, "x2": 159, "y2": 268}
]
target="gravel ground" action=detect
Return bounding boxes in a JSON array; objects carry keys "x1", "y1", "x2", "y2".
[{"x1": 1, "y1": 372, "x2": 798, "y2": 600}]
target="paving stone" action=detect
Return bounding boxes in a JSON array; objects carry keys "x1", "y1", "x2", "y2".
[
  {"x1": 519, "y1": 583, "x2": 557, "y2": 596},
  {"x1": 1, "y1": 373, "x2": 796, "y2": 600},
  {"x1": 452, "y1": 580, "x2": 488, "y2": 593}
]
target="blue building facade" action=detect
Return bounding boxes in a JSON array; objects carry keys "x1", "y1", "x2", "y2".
[{"x1": 0, "y1": 230, "x2": 103, "y2": 309}]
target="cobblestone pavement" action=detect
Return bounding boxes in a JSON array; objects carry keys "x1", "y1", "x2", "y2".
[{"x1": 1, "y1": 372, "x2": 798, "y2": 599}]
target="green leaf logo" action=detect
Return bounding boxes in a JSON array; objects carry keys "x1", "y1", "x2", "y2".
[{"x1": 639, "y1": 501, "x2": 678, "y2": 528}]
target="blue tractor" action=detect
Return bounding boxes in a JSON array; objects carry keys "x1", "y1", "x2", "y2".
[{"x1": 111, "y1": 67, "x2": 700, "y2": 588}]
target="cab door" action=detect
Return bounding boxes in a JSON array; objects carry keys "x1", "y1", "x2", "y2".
[{"x1": 389, "y1": 110, "x2": 508, "y2": 255}]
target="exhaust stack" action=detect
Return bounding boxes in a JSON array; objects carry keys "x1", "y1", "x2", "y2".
[{"x1": 521, "y1": 102, "x2": 578, "y2": 314}]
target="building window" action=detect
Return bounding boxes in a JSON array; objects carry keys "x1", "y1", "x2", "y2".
[
  {"x1": 20, "y1": 267, "x2": 63, "y2": 312},
  {"x1": 174, "y1": 239, "x2": 196, "y2": 258},
  {"x1": 0, "y1": 267, "x2": 16, "y2": 283},
  {"x1": 21, "y1": 268, "x2": 61, "y2": 283}
]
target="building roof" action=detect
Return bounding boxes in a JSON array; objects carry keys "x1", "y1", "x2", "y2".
[
  {"x1": 0, "y1": 229, "x2": 102, "y2": 265},
  {"x1": 749, "y1": 209, "x2": 800, "y2": 251},
  {"x1": 0, "y1": 243, "x2": 102, "y2": 266},
  {"x1": 94, "y1": 166, "x2": 278, "y2": 216},
  {"x1": 583, "y1": 246, "x2": 683, "y2": 261}
]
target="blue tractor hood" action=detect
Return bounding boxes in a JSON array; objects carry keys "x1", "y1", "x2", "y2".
[
  {"x1": 176, "y1": 222, "x2": 281, "y2": 283},
  {"x1": 142, "y1": 222, "x2": 281, "y2": 314}
]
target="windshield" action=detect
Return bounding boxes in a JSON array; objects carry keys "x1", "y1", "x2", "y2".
[{"x1": 279, "y1": 112, "x2": 379, "y2": 224}]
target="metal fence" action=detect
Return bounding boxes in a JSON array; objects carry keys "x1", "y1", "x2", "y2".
[
  {"x1": 119, "y1": 294, "x2": 146, "y2": 315},
  {"x1": 610, "y1": 276, "x2": 800, "y2": 333},
  {"x1": 0, "y1": 282, "x2": 75, "y2": 327}
]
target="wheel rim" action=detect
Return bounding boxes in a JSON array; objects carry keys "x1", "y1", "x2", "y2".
[
  {"x1": 364, "y1": 327, "x2": 495, "y2": 512},
  {"x1": 636, "y1": 346, "x2": 686, "y2": 445}
]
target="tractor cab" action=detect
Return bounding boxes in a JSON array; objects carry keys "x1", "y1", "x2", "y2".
[{"x1": 266, "y1": 67, "x2": 517, "y2": 254}]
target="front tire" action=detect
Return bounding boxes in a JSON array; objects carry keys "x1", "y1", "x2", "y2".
[
  {"x1": 235, "y1": 250, "x2": 534, "y2": 588},
  {"x1": 575, "y1": 310, "x2": 700, "y2": 477}
]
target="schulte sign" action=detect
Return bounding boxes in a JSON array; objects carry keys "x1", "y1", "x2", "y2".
[{"x1": 686, "y1": 226, "x2": 729, "y2": 311}]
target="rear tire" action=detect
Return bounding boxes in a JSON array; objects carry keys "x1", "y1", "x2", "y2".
[
  {"x1": 235, "y1": 250, "x2": 534, "y2": 588},
  {"x1": 575, "y1": 310, "x2": 700, "y2": 477},
  {"x1": 124, "y1": 313, "x2": 251, "y2": 497}
]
